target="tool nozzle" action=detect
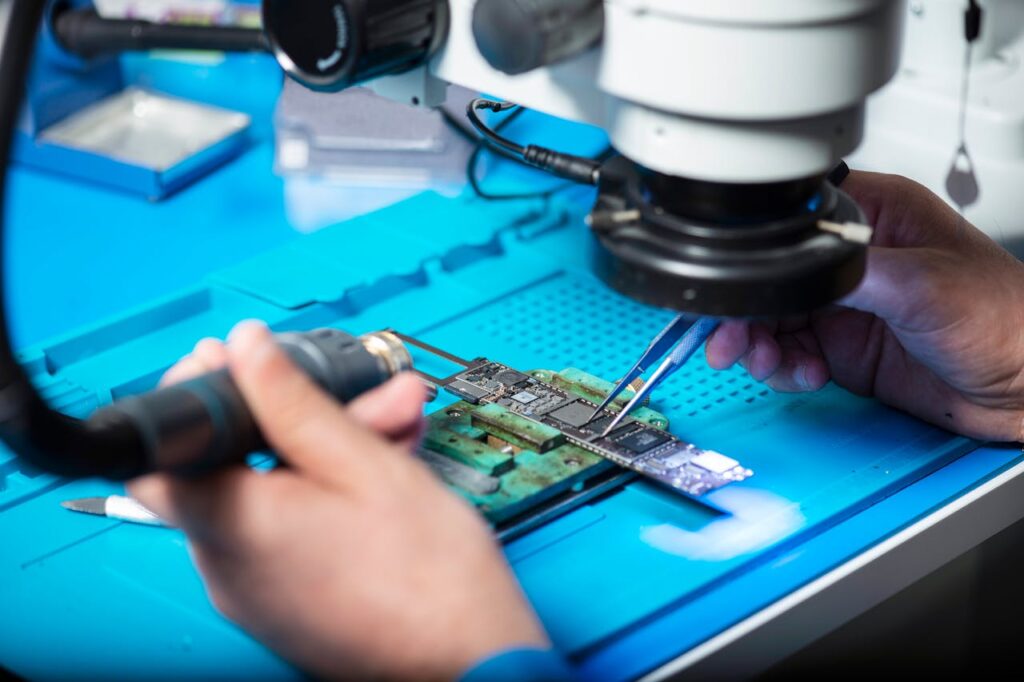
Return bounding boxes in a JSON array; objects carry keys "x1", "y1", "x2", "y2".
[{"x1": 359, "y1": 330, "x2": 414, "y2": 377}]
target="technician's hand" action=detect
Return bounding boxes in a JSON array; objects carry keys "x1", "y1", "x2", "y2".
[
  {"x1": 706, "y1": 171, "x2": 1024, "y2": 442},
  {"x1": 129, "y1": 322, "x2": 548, "y2": 680}
]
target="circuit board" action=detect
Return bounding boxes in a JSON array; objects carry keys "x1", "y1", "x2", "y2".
[
  {"x1": 416, "y1": 353, "x2": 752, "y2": 538},
  {"x1": 444, "y1": 361, "x2": 752, "y2": 496}
]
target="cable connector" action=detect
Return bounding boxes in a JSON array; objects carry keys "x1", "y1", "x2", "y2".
[{"x1": 522, "y1": 144, "x2": 600, "y2": 185}]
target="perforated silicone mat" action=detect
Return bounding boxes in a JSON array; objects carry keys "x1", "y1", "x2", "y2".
[
  {"x1": 441, "y1": 273, "x2": 774, "y2": 417},
  {"x1": 0, "y1": 189, "x2": 978, "y2": 680}
]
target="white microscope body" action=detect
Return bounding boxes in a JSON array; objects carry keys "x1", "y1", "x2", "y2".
[
  {"x1": 268, "y1": 0, "x2": 1021, "y2": 312},
  {"x1": 415, "y1": 0, "x2": 906, "y2": 185}
]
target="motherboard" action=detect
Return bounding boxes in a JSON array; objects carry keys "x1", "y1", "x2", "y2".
[
  {"x1": 444, "y1": 361, "x2": 752, "y2": 497},
  {"x1": 402, "y1": 332, "x2": 753, "y2": 539}
]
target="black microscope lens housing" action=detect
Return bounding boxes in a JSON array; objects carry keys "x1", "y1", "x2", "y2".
[
  {"x1": 262, "y1": 0, "x2": 449, "y2": 92},
  {"x1": 589, "y1": 158, "x2": 867, "y2": 318}
]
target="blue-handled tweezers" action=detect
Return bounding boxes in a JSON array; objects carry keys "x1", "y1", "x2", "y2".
[{"x1": 589, "y1": 315, "x2": 721, "y2": 437}]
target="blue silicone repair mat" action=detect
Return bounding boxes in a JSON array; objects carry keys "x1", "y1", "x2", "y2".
[{"x1": 0, "y1": 188, "x2": 983, "y2": 680}]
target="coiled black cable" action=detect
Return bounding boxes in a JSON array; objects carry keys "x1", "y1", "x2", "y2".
[{"x1": 0, "y1": 0, "x2": 148, "y2": 479}]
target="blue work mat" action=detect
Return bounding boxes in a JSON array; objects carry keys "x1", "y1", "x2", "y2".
[{"x1": 0, "y1": 185, "x2": 986, "y2": 680}]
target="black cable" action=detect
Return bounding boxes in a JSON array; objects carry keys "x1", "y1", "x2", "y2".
[
  {"x1": 53, "y1": 7, "x2": 267, "y2": 59},
  {"x1": 0, "y1": 0, "x2": 147, "y2": 479},
  {"x1": 466, "y1": 108, "x2": 575, "y2": 201},
  {"x1": 439, "y1": 105, "x2": 522, "y2": 165},
  {"x1": 466, "y1": 97, "x2": 602, "y2": 187},
  {"x1": 443, "y1": 104, "x2": 569, "y2": 200},
  {"x1": 444, "y1": 101, "x2": 612, "y2": 201},
  {"x1": 466, "y1": 99, "x2": 526, "y2": 156}
]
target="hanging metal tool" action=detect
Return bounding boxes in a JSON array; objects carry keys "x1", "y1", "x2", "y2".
[{"x1": 945, "y1": 0, "x2": 984, "y2": 212}]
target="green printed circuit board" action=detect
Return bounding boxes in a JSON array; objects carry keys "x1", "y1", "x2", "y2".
[{"x1": 416, "y1": 361, "x2": 752, "y2": 539}]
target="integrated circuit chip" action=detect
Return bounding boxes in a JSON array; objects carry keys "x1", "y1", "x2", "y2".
[
  {"x1": 547, "y1": 401, "x2": 596, "y2": 428},
  {"x1": 616, "y1": 427, "x2": 671, "y2": 454},
  {"x1": 584, "y1": 414, "x2": 615, "y2": 434},
  {"x1": 494, "y1": 369, "x2": 530, "y2": 385},
  {"x1": 511, "y1": 391, "x2": 539, "y2": 404}
]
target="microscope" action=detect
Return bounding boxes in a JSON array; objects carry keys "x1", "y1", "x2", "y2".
[
  {"x1": 0, "y1": 0, "x2": 946, "y2": 480},
  {"x1": 261, "y1": 0, "x2": 905, "y2": 318}
]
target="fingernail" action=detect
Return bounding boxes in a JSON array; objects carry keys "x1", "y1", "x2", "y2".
[
  {"x1": 228, "y1": 321, "x2": 274, "y2": 360},
  {"x1": 229, "y1": 320, "x2": 269, "y2": 343},
  {"x1": 796, "y1": 365, "x2": 811, "y2": 390},
  {"x1": 193, "y1": 337, "x2": 221, "y2": 353},
  {"x1": 750, "y1": 346, "x2": 768, "y2": 381}
]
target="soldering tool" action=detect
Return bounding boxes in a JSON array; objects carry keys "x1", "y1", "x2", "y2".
[
  {"x1": 593, "y1": 316, "x2": 721, "y2": 438},
  {"x1": 86, "y1": 329, "x2": 414, "y2": 478}
]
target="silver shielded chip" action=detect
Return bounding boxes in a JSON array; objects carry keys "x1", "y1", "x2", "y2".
[{"x1": 690, "y1": 451, "x2": 741, "y2": 474}]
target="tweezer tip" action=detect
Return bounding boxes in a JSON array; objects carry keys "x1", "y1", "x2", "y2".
[{"x1": 598, "y1": 419, "x2": 621, "y2": 439}]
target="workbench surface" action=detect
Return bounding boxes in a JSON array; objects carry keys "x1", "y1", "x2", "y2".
[{"x1": 2, "y1": 54, "x2": 1020, "y2": 681}]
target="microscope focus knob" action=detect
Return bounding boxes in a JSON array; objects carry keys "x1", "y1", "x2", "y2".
[
  {"x1": 472, "y1": 0, "x2": 603, "y2": 75},
  {"x1": 262, "y1": 0, "x2": 449, "y2": 91}
]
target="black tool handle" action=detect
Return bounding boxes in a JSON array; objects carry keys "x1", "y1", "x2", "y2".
[
  {"x1": 103, "y1": 367, "x2": 261, "y2": 475},
  {"x1": 90, "y1": 329, "x2": 397, "y2": 477},
  {"x1": 53, "y1": 7, "x2": 266, "y2": 59}
]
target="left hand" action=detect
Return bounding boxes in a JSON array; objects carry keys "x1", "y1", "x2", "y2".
[
  {"x1": 704, "y1": 171, "x2": 1024, "y2": 441},
  {"x1": 129, "y1": 322, "x2": 549, "y2": 680}
]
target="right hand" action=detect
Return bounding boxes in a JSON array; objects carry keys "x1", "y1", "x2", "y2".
[
  {"x1": 130, "y1": 323, "x2": 549, "y2": 680},
  {"x1": 706, "y1": 171, "x2": 1024, "y2": 442}
]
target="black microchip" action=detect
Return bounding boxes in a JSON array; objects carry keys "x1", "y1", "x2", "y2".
[
  {"x1": 585, "y1": 415, "x2": 638, "y2": 438},
  {"x1": 616, "y1": 427, "x2": 670, "y2": 454},
  {"x1": 585, "y1": 414, "x2": 617, "y2": 434},
  {"x1": 547, "y1": 401, "x2": 594, "y2": 428},
  {"x1": 494, "y1": 369, "x2": 530, "y2": 385}
]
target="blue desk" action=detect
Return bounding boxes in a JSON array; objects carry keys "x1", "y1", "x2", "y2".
[{"x1": 3, "y1": 54, "x2": 1023, "y2": 681}]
